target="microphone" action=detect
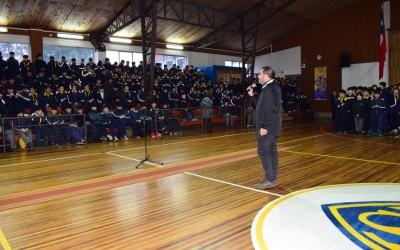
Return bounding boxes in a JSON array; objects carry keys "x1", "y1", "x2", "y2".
[{"x1": 247, "y1": 83, "x2": 257, "y2": 92}]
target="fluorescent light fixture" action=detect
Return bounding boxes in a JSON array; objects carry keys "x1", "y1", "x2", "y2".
[
  {"x1": 166, "y1": 44, "x2": 183, "y2": 50},
  {"x1": 0, "y1": 27, "x2": 8, "y2": 32},
  {"x1": 57, "y1": 33, "x2": 84, "y2": 40},
  {"x1": 109, "y1": 37, "x2": 132, "y2": 44}
]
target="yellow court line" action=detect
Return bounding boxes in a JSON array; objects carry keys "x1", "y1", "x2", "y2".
[
  {"x1": 279, "y1": 134, "x2": 329, "y2": 145},
  {"x1": 0, "y1": 228, "x2": 12, "y2": 250},
  {"x1": 284, "y1": 150, "x2": 400, "y2": 166}
]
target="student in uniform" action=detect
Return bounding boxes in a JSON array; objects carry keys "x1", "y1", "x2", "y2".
[
  {"x1": 388, "y1": 86, "x2": 399, "y2": 134},
  {"x1": 124, "y1": 106, "x2": 142, "y2": 139},
  {"x1": 45, "y1": 106, "x2": 64, "y2": 147},
  {"x1": 220, "y1": 101, "x2": 234, "y2": 127},
  {"x1": 137, "y1": 104, "x2": 160, "y2": 138},
  {"x1": 352, "y1": 92, "x2": 367, "y2": 134},
  {"x1": 362, "y1": 88, "x2": 372, "y2": 134},
  {"x1": 368, "y1": 89, "x2": 386, "y2": 136},
  {"x1": 63, "y1": 105, "x2": 85, "y2": 145},
  {"x1": 111, "y1": 103, "x2": 129, "y2": 141},
  {"x1": 87, "y1": 105, "x2": 108, "y2": 142},
  {"x1": 13, "y1": 109, "x2": 33, "y2": 149},
  {"x1": 159, "y1": 103, "x2": 182, "y2": 135},
  {"x1": 101, "y1": 105, "x2": 126, "y2": 141},
  {"x1": 346, "y1": 87, "x2": 356, "y2": 133},
  {"x1": 334, "y1": 89, "x2": 350, "y2": 134}
]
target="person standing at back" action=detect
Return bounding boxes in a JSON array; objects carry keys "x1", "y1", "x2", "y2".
[{"x1": 247, "y1": 66, "x2": 282, "y2": 189}]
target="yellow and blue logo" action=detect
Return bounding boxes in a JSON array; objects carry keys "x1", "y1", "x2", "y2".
[{"x1": 322, "y1": 202, "x2": 400, "y2": 250}]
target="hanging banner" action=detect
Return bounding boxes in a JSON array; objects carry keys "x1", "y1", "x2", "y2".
[{"x1": 314, "y1": 67, "x2": 327, "y2": 100}]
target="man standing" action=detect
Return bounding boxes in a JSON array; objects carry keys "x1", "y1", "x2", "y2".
[{"x1": 247, "y1": 66, "x2": 282, "y2": 189}]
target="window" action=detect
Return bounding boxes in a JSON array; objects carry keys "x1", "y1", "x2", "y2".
[
  {"x1": 225, "y1": 60, "x2": 247, "y2": 67},
  {"x1": 106, "y1": 51, "x2": 187, "y2": 69},
  {"x1": 0, "y1": 42, "x2": 30, "y2": 61},
  {"x1": 225, "y1": 60, "x2": 250, "y2": 71},
  {"x1": 155, "y1": 54, "x2": 187, "y2": 69},
  {"x1": 106, "y1": 51, "x2": 143, "y2": 65},
  {"x1": 43, "y1": 45, "x2": 93, "y2": 63}
]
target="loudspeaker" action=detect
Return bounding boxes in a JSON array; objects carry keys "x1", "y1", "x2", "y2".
[{"x1": 341, "y1": 53, "x2": 351, "y2": 67}]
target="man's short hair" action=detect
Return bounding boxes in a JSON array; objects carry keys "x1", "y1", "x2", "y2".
[{"x1": 260, "y1": 66, "x2": 275, "y2": 79}]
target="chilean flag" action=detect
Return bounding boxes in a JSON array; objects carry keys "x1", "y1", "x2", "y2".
[{"x1": 379, "y1": 6, "x2": 387, "y2": 80}]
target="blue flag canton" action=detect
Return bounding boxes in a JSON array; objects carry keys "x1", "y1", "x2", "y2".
[{"x1": 322, "y1": 201, "x2": 400, "y2": 250}]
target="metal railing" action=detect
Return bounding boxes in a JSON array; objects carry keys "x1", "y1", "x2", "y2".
[{"x1": 1, "y1": 114, "x2": 87, "y2": 158}]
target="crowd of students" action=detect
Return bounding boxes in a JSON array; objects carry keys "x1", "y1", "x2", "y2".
[
  {"x1": 331, "y1": 82, "x2": 400, "y2": 137},
  {"x1": 0, "y1": 51, "x2": 252, "y2": 150}
]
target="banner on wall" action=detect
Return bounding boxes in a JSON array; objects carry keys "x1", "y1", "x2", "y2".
[{"x1": 314, "y1": 67, "x2": 327, "y2": 100}]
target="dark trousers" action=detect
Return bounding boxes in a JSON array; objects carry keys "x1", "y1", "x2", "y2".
[{"x1": 257, "y1": 134, "x2": 278, "y2": 181}]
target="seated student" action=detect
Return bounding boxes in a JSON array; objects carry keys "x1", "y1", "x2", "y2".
[
  {"x1": 101, "y1": 105, "x2": 127, "y2": 141},
  {"x1": 178, "y1": 93, "x2": 194, "y2": 121},
  {"x1": 148, "y1": 102, "x2": 163, "y2": 137},
  {"x1": 0, "y1": 114, "x2": 16, "y2": 151},
  {"x1": 41, "y1": 86, "x2": 56, "y2": 115},
  {"x1": 68, "y1": 85, "x2": 82, "y2": 114},
  {"x1": 55, "y1": 86, "x2": 69, "y2": 111},
  {"x1": 88, "y1": 105, "x2": 108, "y2": 141},
  {"x1": 368, "y1": 89, "x2": 386, "y2": 136},
  {"x1": 111, "y1": 103, "x2": 129, "y2": 140},
  {"x1": 45, "y1": 106, "x2": 63, "y2": 147},
  {"x1": 31, "y1": 107, "x2": 45, "y2": 147},
  {"x1": 159, "y1": 103, "x2": 182, "y2": 135},
  {"x1": 77, "y1": 105, "x2": 106, "y2": 143},
  {"x1": 220, "y1": 101, "x2": 234, "y2": 127},
  {"x1": 13, "y1": 110, "x2": 33, "y2": 149},
  {"x1": 28, "y1": 87, "x2": 41, "y2": 114},
  {"x1": 81, "y1": 83, "x2": 95, "y2": 112},
  {"x1": 124, "y1": 106, "x2": 142, "y2": 139},
  {"x1": 64, "y1": 105, "x2": 85, "y2": 145},
  {"x1": 95, "y1": 85, "x2": 110, "y2": 110},
  {"x1": 137, "y1": 104, "x2": 160, "y2": 138},
  {"x1": 352, "y1": 92, "x2": 368, "y2": 134},
  {"x1": 334, "y1": 89, "x2": 350, "y2": 134}
]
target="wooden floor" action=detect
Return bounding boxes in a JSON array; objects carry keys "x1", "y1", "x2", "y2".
[{"x1": 0, "y1": 118, "x2": 399, "y2": 249}]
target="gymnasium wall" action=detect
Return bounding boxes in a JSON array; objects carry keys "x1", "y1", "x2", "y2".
[{"x1": 256, "y1": 0, "x2": 384, "y2": 112}]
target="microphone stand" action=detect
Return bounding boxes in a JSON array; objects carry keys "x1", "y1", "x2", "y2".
[{"x1": 136, "y1": 115, "x2": 164, "y2": 169}]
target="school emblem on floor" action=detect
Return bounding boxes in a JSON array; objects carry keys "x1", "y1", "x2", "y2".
[{"x1": 251, "y1": 184, "x2": 400, "y2": 250}]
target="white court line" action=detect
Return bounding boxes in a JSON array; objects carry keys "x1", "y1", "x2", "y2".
[
  {"x1": 105, "y1": 152, "x2": 163, "y2": 167},
  {"x1": 185, "y1": 172, "x2": 283, "y2": 197},
  {"x1": 0, "y1": 121, "x2": 329, "y2": 168}
]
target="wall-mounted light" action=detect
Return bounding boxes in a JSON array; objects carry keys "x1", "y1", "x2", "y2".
[
  {"x1": 166, "y1": 44, "x2": 183, "y2": 50},
  {"x1": 57, "y1": 33, "x2": 84, "y2": 40},
  {"x1": 0, "y1": 27, "x2": 8, "y2": 33},
  {"x1": 301, "y1": 60, "x2": 306, "y2": 69},
  {"x1": 109, "y1": 37, "x2": 132, "y2": 44}
]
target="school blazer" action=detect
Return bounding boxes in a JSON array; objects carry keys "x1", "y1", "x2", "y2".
[{"x1": 255, "y1": 80, "x2": 282, "y2": 136}]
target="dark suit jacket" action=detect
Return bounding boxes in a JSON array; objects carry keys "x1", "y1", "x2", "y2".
[{"x1": 255, "y1": 79, "x2": 282, "y2": 136}]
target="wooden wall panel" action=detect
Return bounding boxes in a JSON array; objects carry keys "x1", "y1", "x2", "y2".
[
  {"x1": 390, "y1": 0, "x2": 400, "y2": 30},
  {"x1": 389, "y1": 30, "x2": 400, "y2": 85},
  {"x1": 266, "y1": 0, "x2": 382, "y2": 112}
]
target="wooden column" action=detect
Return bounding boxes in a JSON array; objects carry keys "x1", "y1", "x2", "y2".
[
  {"x1": 389, "y1": 30, "x2": 400, "y2": 85},
  {"x1": 29, "y1": 29, "x2": 44, "y2": 61}
]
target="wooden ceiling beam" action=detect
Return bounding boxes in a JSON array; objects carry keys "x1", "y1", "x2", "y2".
[{"x1": 192, "y1": 0, "x2": 297, "y2": 51}]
